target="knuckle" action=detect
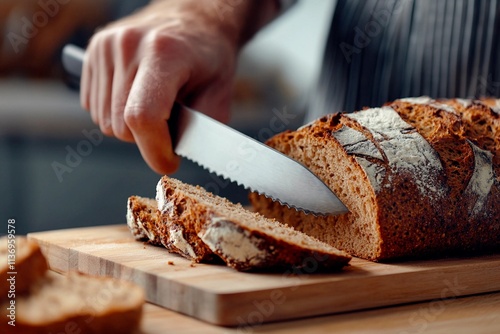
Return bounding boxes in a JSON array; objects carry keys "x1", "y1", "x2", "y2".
[
  {"x1": 90, "y1": 27, "x2": 142, "y2": 64},
  {"x1": 146, "y1": 28, "x2": 186, "y2": 55},
  {"x1": 110, "y1": 111, "x2": 133, "y2": 141},
  {"x1": 117, "y1": 27, "x2": 142, "y2": 47},
  {"x1": 87, "y1": 32, "x2": 113, "y2": 63},
  {"x1": 88, "y1": 29, "x2": 112, "y2": 50},
  {"x1": 115, "y1": 28, "x2": 143, "y2": 61},
  {"x1": 123, "y1": 106, "x2": 152, "y2": 128}
]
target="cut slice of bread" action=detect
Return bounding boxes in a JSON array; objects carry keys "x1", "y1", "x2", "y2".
[
  {"x1": 0, "y1": 236, "x2": 48, "y2": 299},
  {"x1": 1, "y1": 236, "x2": 144, "y2": 333},
  {"x1": 127, "y1": 195, "x2": 218, "y2": 262},
  {"x1": 127, "y1": 196, "x2": 163, "y2": 246},
  {"x1": 151, "y1": 176, "x2": 351, "y2": 271},
  {"x1": 0, "y1": 271, "x2": 144, "y2": 334}
]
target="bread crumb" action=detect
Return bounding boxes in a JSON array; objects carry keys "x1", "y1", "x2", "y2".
[
  {"x1": 190, "y1": 263, "x2": 196, "y2": 268},
  {"x1": 167, "y1": 261, "x2": 174, "y2": 265}
]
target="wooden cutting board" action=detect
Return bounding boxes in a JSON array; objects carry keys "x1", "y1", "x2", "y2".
[{"x1": 28, "y1": 225, "x2": 500, "y2": 327}]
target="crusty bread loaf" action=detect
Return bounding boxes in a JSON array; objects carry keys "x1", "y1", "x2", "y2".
[
  {"x1": 0, "y1": 236, "x2": 144, "y2": 333},
  {"x1": 0, "y1": 271, "x2": 144, "y2": 334},
  {"x1": 250, "y1": 97, "x2": 500, "y2": 261},
  {"x1": 0, "y1": 236, "x2": 48, "y2": 299},
  {"x1": 127, "y1": 176, "x2": 351, "y2": 271}
]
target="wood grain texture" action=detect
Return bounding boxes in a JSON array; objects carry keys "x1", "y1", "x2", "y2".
[{"x1": 28, "y1": 225, "x2": 500, "y2": 327}]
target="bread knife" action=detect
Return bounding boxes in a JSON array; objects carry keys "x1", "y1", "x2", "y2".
[{"x1": 62, "y1": 44, "x2": 348, "y2": 215}]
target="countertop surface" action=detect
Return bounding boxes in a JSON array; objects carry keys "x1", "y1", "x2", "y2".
[
  {"x1": 139, "y1": 292, "x2": 500, "y2": 334},
  {"x1": 0, "y1": 79, "x2": 94, "y2": 137}
]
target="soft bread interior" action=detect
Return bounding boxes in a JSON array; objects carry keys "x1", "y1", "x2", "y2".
[
  {"x1": 250, "y1": 116, "x2": 383, "y2": 260},
  {"x1": 16, "y1": 272, "x2": 144, "y2": 325}
]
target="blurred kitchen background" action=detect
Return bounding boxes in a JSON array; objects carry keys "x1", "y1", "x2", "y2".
[{"x1": 0, "y1": 0, "x2": 336, "y2": 235}]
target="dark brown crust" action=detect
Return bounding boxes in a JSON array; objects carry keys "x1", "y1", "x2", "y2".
[
  {"x1": 198, "y1": 213, "x2": 351, "y2": 272},
  {"x1": 251, "y1": 99, "x2": 500, "y2": 261},
  {"x1": 0, "y1": 237, "x2": 48, "y2": 300}
]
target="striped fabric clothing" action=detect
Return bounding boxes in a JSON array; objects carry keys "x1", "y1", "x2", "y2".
[{"x1": 307, "y1": 0, "x2": 500, "y2": 120}]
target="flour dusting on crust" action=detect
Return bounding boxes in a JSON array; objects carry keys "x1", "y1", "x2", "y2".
[
  {"x1": 398, "y1": 97, "x2": 433, "y2": 104},
  {"x1": 355, "y1": 157, "x2": 387, "y2": 193},
  {"x1": 332, "y1": 126, "x2": 383, "y2": 160},
  {"x1": 332, "y1": 126, "x2": 385, "y2": 193},
  {"x1": 492, "y1": 100, "x2": 500, "y2": 115},
  {"x1": 199, "y1": 217, "x2": 267, "y2": 269},
  {"x1": 465, "y1": 140, "x2": 495, "y2": 216},
  {"x1": 156, "y1": 179, "x2": 175, "y2": 216},
  {"x1": 455, "y1": 99, "x2": 473, "y2": 108},
  {"x1": 169, "y1": 226, "x2": 196, "y2": 258},
  {"x1": 398, "y1": 96, "x2": 457, "y2": 114},
  {"x1": 345, "y1": 107, "x2": 446, "y2": 199}
]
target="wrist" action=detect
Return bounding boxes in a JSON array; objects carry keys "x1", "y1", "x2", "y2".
[
  {"x1": 147, "y1": 0, "x2": 280, "y2": 47},
  {"x1": 228, "y1": 0, "x2": 281, "y2": 46}
]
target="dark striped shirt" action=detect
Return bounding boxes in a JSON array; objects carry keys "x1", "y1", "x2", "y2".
[{"x1": 307, "y1": 0, "x2": 500, "y2": 120}]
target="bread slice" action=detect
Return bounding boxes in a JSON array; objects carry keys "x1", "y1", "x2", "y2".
[
  {"x1": 127, "y1": 195, "x2": 164, "y2": 246},
  {"x1": 127, "y1": 195, "x2": 217, "y2": 262},
  {"x1": 0, "y1": 237, "x2": 144, "y2": 333},
  {"x1": 250, "y1": 97, "x2": 500, "y2": 261},
  {"x1": 0, "y1": 236, "x2": 48, "y2": 299},
  {"x1": 152, "y1": 176, "x2": 351, "y2": 271},
  {"x1": 0, "y1": 271, "x2": 144, "y2": 334}
]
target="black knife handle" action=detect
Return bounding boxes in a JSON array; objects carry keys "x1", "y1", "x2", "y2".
[{"x1": 62, "y1": 44, "x2": 85, "y2": 90}]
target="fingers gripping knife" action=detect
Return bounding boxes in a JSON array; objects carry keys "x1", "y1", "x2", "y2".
[{"x1": 62, "y1": 45, "x2": 348, "y2": 215}]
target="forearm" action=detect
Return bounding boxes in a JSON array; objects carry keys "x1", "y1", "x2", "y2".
[
  {"x1": 230, "y1": 0, "x2": 282, "y2": 46},
  {"x1": 145, "y1": 0, "x2": 281, "y2": 47}
]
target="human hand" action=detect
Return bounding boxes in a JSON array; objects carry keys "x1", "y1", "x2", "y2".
[{"x1": 81, "y1": 0, "x2": 279, "y2": 174}]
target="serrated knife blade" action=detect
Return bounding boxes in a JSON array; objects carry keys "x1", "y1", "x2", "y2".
[
  {"x1": 62, "y1": 44, "x2": 348, "y2": 215},
  {"x1": 170, "y1": 103, "x2": 348, "y2": 215}
]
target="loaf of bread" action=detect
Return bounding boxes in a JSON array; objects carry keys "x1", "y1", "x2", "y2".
[
  {"x1": 250, "y1": 97, "x2": 500, "y2": 261},
  {"x1": 127, "y1": 176, "x2": 351, "y2": 271},
  {"x1": 0, "y1": 236, "x2": 144, "y2": 333}
]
